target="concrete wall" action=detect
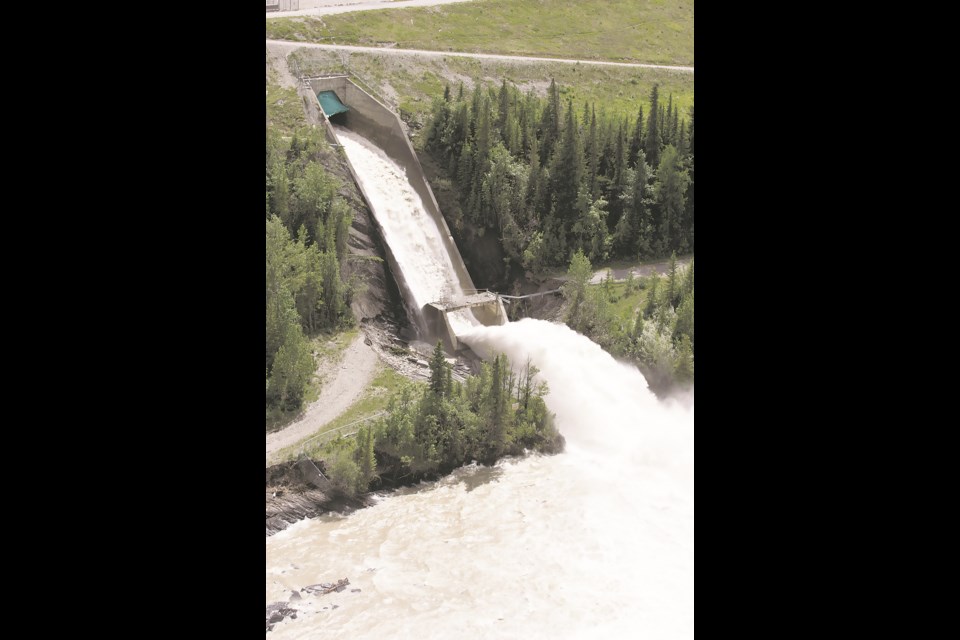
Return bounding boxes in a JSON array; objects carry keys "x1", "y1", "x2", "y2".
[
  {"x1": 266, "y1": 0, "x2": 299, "y2": 11},
  {"x1": 423, "y1": 299, "x2": 506, "y2": 353},
  {"x1": 470, "y1": 298, "x2": 505, "y2": 328},
  {"x1": 424, "y1": 303, "x2": 459, "y2": 353}
]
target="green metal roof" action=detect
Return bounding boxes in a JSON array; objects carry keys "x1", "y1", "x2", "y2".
[{"x1": 317, "y1": 90, "x2": 349, "y2": 117}]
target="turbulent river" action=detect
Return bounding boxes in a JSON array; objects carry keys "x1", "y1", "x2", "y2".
[{"x1": 266, "y1": 127, "x2": 694, "y2": 639}]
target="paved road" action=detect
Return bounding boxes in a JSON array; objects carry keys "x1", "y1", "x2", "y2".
[
  {"x1": 266, "y1": 0, "x2": 474, "y2": 19},
  {"x1": 265, "y1": 40, "x2": 695, "y2": 72}
]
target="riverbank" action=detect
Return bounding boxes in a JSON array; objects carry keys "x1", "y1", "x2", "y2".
[{"x1": 267, "y1": 437, "x2": 564, "y2": 536}]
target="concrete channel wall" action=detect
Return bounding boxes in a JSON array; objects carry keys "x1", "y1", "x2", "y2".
[{"x1": 307, "y1": 76, "x2": 506, "y2": 350}]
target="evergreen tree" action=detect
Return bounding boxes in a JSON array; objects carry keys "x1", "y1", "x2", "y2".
[
  {"x1": 611, "y1": 166, "x2": 635, "y2": 254},
  {"x1": 355, "y1": 425, "x2": 378, "y2": 490},
  {"x1": 497, "y1": 79, "x2": 511, "y2": 140},
  {"x1": 682, "y1": 258, "x2": 695, "y2": 298},
  {"x1": 644, "y1": 274, "x2": 659, "y2": 318},
  {"x1": 562, "y1": 249, "x2": 593, "y2": 323},
  {"x1": 655, "y1": 146, "x2": 691, "y2": 253},
  {"x1": 628, "y1": 105, "x2": 644, "y2": 167},
  {"x1": 674, "y1": 292, "x2": 694, "y2": 350},
  {"x1": 549, "y1": 100, "x2": 585, "y2": 225},
  {"x1": 665, "y1": 93, "x2": 674, "y2": 145},
  {"x1": 644, "y1": 85, "x2": 663, "y2": 167},
  {"x1": 483, "y1": 355, "x2": 513, "y2": 460},
  {"x1": 683, "y1": 104, "x2": 695, "y2": 251},
  {"x1": 630, "y1": 151, "x2": 654, "y2": 258},
  {"x1": 266, "y1": 285, "x2": 315, "y2": 410},
  {"x1": 540, "y1": 78, "x2": 562, "y2": 162},
  {"x1": 671, "y1": 102, "x2": 680, "y2": 148},
  {"x1": 667, "y1": 252, "x2": 679, "y2": 308},
  {"x1": 687, "y1": 104, "x2": 694, "y2": 157},
  {"x1": 429, "y1": 340, "x2": 449, "y2": 398},
  {"x1": 525, "y1": 129, "x2": 545, "y2": 218},
  {"x1": 269, "y1": 159, "x2": 290, "y2": 223},
  {"x1": 586, "y1": 107, "x2": 599, "y2": 199},
  {"x1": 673, "y1": 334, "x2": 694, "y2": 385}
]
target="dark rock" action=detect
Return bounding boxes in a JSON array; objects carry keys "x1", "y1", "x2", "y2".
[
  {"x1": 351, "y1": 588, "x2": 361, "y2": 593},
  {"x1": 266, "y1": 602, "x2": 298, "y2": 630},
  {"x1": 289, "y1": 590, "x2": 301, "y2": 601}
]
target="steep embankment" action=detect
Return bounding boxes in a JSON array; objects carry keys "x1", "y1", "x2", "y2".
[{"x1": 266, "y1": 459, "x2": 373, "y2": 535}]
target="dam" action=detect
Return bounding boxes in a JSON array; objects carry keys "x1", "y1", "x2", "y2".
[
  {"x1": 268, "y1": 74, "x2": 695, "y2": 640},
  {"x1": 305, "y1": 75, "x2": 506, "y2": 352}
]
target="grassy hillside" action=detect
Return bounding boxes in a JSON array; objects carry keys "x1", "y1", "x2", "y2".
[
  {"x1": 290, "y1": 48, "x2": 694, "y2": 128},
  {"x1": 267, "y1": 0, "x2": 694, "y2": 66}
]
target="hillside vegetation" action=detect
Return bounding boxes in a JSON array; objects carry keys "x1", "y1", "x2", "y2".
[{"x1": 268, "y1": 0, "x2": 694, "y2": 66}]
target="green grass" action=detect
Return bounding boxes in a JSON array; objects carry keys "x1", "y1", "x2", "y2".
[
  {"x1": 290, "y1": 48, "x2": 694, "y2": 129},
  {"x1": 267, "y1": 0, "x2": 694, "y2": 66},
  {"x1": 587, "y1": 257, "x2": 691, "y2": 327},
  {"x1": 267, "y1": 81, "x2": 309, "y2": 135},
  {"x1": 272, "y1": 365, "x2": 410, "y2": 463},
  {"x1": 593, "y1": 278, "x2": 652, "y2": 327}
]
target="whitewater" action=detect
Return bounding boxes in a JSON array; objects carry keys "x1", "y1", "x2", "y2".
[{"x1": 266, "y1": 128, "x2": 694, "y2": 639}]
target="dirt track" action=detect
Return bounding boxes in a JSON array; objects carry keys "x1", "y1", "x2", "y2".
[
  {"x1": 267, "y1": 0, "x2": 475, "y2": 19},
  {"x1": 265, "y1": 40, "x2": 694, "y2": 72},
  {"x1": 588, "y1": 257, "x2": 693, "y2": 284},
  {"x1": 265, "y1": 333, "x2": 379, "y2": 465}
]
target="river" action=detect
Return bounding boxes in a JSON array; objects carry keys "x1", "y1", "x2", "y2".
[{"x1": 266, "y1": 126, "x2": 694, "y2": 639}]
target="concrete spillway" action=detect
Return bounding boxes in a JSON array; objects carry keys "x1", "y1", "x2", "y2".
[{"x1": 308, "y1": 76, "x2": 505, "y2": 351}]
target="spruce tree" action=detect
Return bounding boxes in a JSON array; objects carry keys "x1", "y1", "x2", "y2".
[
  {"x1": 655, "y1": 146, "x2": 690, "y2": 253},
  {"x1": 633, "y1": 150, "x2": 653, "y2": 259},
  {"x1": 644, "y1": 274, "x2": 659, "y2": 318},
  {"x1": 540, "y1": 79, "x2": 561, "y2": 162},
  {"x1": 497, "y1": 79, "x2": 510, "y2": 138},
  {"x1": 629, "y1": 105, "x2": 644, "y2": 167},
  {"x1": 665, "y1": 94, "x2": 674, "y2": 145},
  {"x1": 687, "y1": 104, "x2": 694, "y2": 157},
  {"x1": 645, "y1": 85, "x2": 662, "y2": 167},
  {"x1": 671, "y1": 102, "x2": 680, "y2": 148},
  {"x1": 673, "y1": 335, "x2": 694, "y2": 385},
  {"x1": 586, "y1": 106, "x2": 599, "y2": 199},
  {"x1": 667, "y1": 252, "x2": 679, "y2": 308},
  {"x1": 683, "y1": 258, "x2": 694, "y2": 298},
  {"x1": 355, "y1": 425, "x2": 377, "y2": 491},
  {"x1": 549, "y1": 99, "x2": 585, "y2": 225},
  {"x1": 429, "y1": 340, "x2": 448, "y2": 398}
]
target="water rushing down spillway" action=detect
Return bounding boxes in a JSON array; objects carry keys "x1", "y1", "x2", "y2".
[
  {"x1": 334, "y1": 126, "x2": 480, "y2": 335},
  {"x1": 266, "y1": 129, "x2": 694, "y2": 638}
]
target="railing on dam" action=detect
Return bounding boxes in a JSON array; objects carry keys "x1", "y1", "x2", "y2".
[
  {"x1": 431, "y1": 288, "x2": 563, "y2": 307},
  {"x1": 432, "y1": 290, "x2": 502, "y2": 312}
]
